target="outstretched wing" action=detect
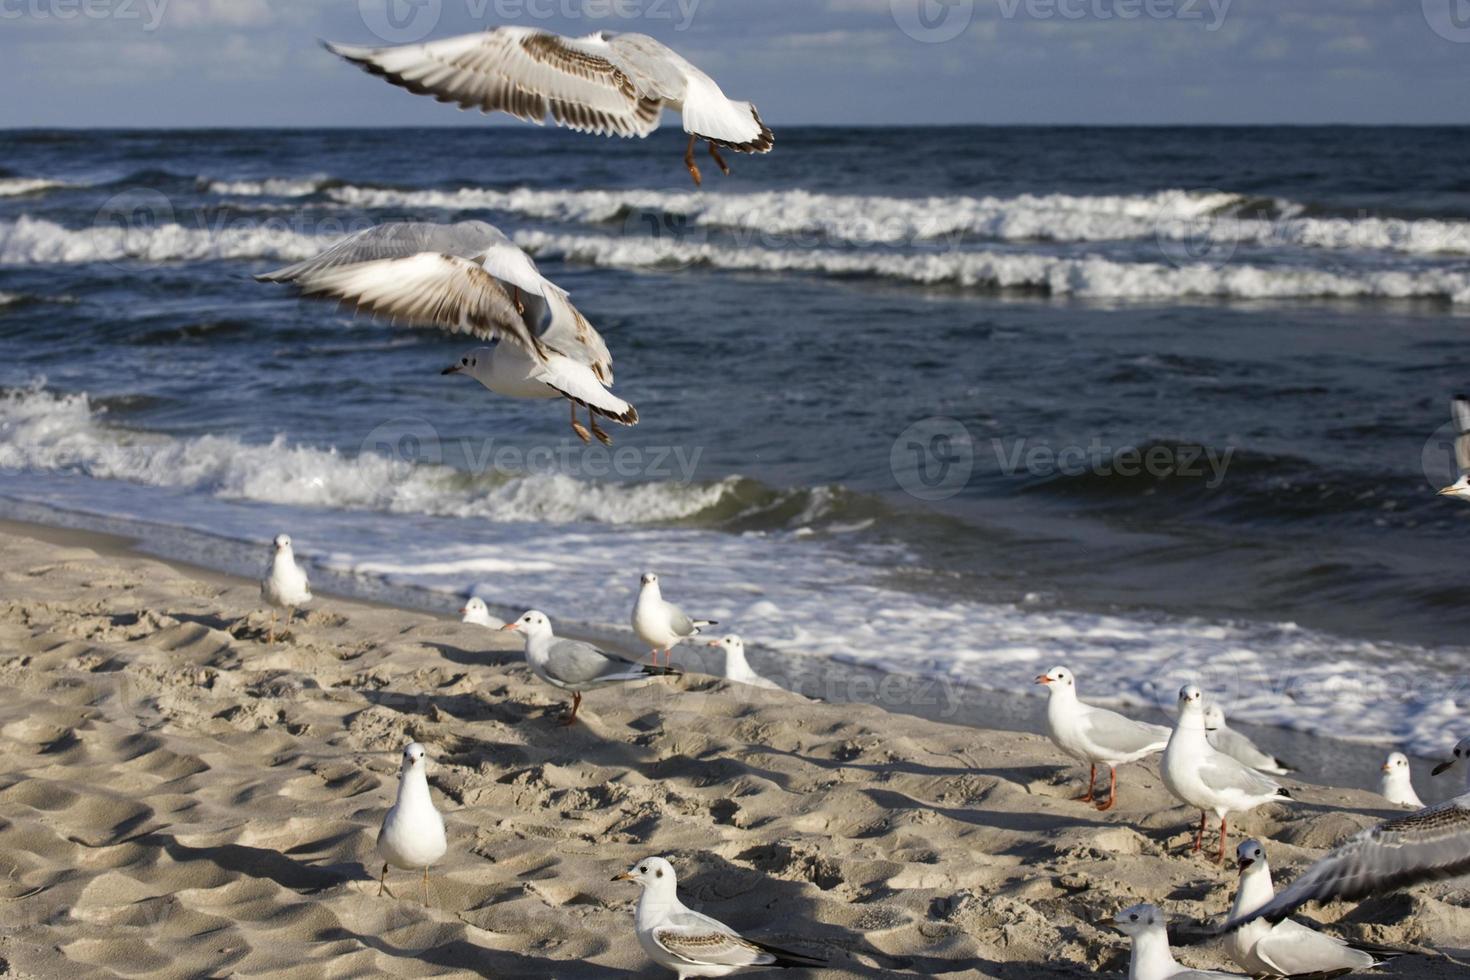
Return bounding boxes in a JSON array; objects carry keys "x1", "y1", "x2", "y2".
[
  {"x1": 325, "y1": 28, "x2": 664, "y2": 138},
  {"x1": 1222, "y1": 796, "x2": 1470, "y2": 930}
]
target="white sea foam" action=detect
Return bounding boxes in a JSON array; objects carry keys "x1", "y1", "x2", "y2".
[
  {"x1": 0, "y1": 216, "x2": 329, "y2": 265},
  {"x1": 203, "y1": 175, "x2": 335, "y2": 198},
  {"x1": 321, "y1": 183, "x2": 1470, "y2": 256},
  {"x1": 0, "y1": 178, "x2": 69, "y2": 198},
  {"x1": 1, "y1": 382, "x2": 1465, "y2": 756},
  {"x1": 516, "y1": 230, "x2": 1470, "y2": 304}
]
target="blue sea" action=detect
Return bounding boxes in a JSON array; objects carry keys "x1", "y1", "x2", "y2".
[{"x1": 2, "y1": 125, "x2": 1470, "y2": 754}]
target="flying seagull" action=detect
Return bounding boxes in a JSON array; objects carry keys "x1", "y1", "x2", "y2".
[
  {"x1": 1220, "y1": 792, "x2": 1470, "y2": 931},
  {"x1": 257, "y1": 221, "x2": 636, "y2": 444},
  {"x1": 1438, "y1": 395, "x2": 1470, "y2": 500},
  {"x1": 1035, "y1": 665, "x2": 1170, "y2": 812},
  {"x1": 323, "y1": 28, "x2": 773, "y2": 185},
  {"x1": 613, "y1": 856, "x2": 826, "y2": 977}
]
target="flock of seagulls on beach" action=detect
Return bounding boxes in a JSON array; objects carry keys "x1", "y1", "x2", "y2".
[{"x1": 240, "y1": 22, "x2": 1470, "y2": 977}]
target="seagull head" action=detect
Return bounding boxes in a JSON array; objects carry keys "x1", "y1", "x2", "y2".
[
  {"x1": 1109, "y1": 903, "x2": 1164, "y2": 938},
  {"x1": 640, "y1": 572, "x2": 659, "y2": 588},
  {"x1": 1383, "y1": 751, "x2": 1411, "y2": 775},
  {"x1": 708, "y1": 634, "x2": 743, "y2": 653},
  {"x1": 272, "y1": 533, "x2": 292, "y2": 553},
  {"x1": 1432, "y1": 736, "x2": 1470, "y2": 776},
  {"x1": 1236, "y1": 838, "x2": 1267, "y2": 877},
  {"x1": 1177, "y1": 684, "x2": 1204, "y2": 709},
  {"x1": 1202, "y1": 704, "x2": 1225, "y2": 732},
  {"x1": 400, "y1": 741, "x2": 428, "y2": 774},
  {"x1": 461, "y1": 597, "x2": 488, "y2": 618},
  {"x1": 612, "y1": 856, "x2": 677, "y2": 893},
  {"x1": 1034, "y1": 666, "x2": 1074, "y2": 690},
  {"x1": 441, "y1": 347, "x2": 492, "y2": 378},
  {"x1": 1437, "y1": 475, "x2": 1470, "y2": 496},
  {"x1": 501, "y1": 610, "x2": 551, "y2": 638}
]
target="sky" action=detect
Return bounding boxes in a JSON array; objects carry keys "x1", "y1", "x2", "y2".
[{"x1": 1, "y1": 0, "x2": 1467, "y2": 127}]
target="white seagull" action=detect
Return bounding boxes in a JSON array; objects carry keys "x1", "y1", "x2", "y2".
[
  {"x1": 1035, "y1": 666, "x2": 1170, "y2": 812},
  {"x1": 325, "y1": 28, "x2": 774, "y2": 186},
  {"x1": 1381, "y1": 751, "x2": 1425, "y2": 808},
  {"x1": 260, "y1": 532, "x2": 311, "y2": 643},
  {"x1": 502, "y1": 610, "x2": 678, "y2": 725},
  {"x1": 376, "y1": 742, "x2": 448, "y2": 907},
  {"x1": 633, "y1": 572, "x2": 715, "y2": 668},
  {"x1": 1223, "y1": 839, "x2": 1388, "y2": 977},
  {"x1": 1221, "y1": 792, "x2": 1470, "y2": 932},
  {"x1": 1437, "y1": 395, "x2": 1470, "y2": 500},
  {"x1": 612, "y1": 856, "x2": 825, "y2": 977},
  {"x1": 1110, "y1": 903, "x2": 1239, "y2": 980},
  {"x1": 706, "y1": 635, "x2": 780, "y2": 691},
  {"x1": 1162, "y1": 685, "x2": 1291, "y2": 863},
  {"x1": 1202, "y1": 705, "x2": 1292, "y2": 776},
  {"x1": 257, "y1": 221, "x2": 636, "y2": 444},
  {"x1": 459, "y1": 596, "x2": 504, "y2": 629}
]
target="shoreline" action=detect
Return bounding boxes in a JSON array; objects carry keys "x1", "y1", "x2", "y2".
[
  {"x1": 0, "y1": 522, "x2": 1467, "y2": 975},
  {"x1": 0, "y1": 509, "x2": 1455, "y2": 806}
]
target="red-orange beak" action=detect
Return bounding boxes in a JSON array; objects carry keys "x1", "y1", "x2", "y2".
[
  {"x1": 1035, "y1": 674, "x2": 1051, "y2": 685},
  {"x1": 500, "y1": 623, "x2": 519, "y2": 632}
]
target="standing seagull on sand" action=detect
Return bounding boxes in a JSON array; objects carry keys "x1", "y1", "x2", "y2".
[
  {"x1": 1381, "y1": 752, "x2": 1425, "y2": 808},
  {"x1": 634, "y1": 573, "x2": 715, "y2": 667},
  {"x1": 260, "y1": 533, "x2": 311, "y2": 644},
  {"x1": 1110, "y1": 903, "x2": 1239, "y2": 980},
  {"x1": 502, "y1": 610, "x2": 678, "y2": 725},
  {"x1": 1202, "y1": 705, "x2": 1292, "y2": 775},
  {"x1": 324, "y1": 29, "x2": 773, "y2": 186},
  {"x1": 460, "y1": 596, "x2": 504, "y2": 629},
  {"x1": 1035, "y1": 666, "x2": 1170, "y2": 812},
  {"x1": 1221, "y1": 791, "x2": 1470, "y2": 932},
  {"x1": 376, "y1": 742, "x2": 447, "y2": 907},
  {"x1": 257, "y1": 221, "x2": 636, "y2": 444},
  {"x1": 707, "y1": 635, "x2": 781, "y2": 691},
  {"x1": 613, "y1": 857, "x2": 826, "y2": 977},
  {"x1": 1437, "y1": 395, "x2": 1470, "y2": 500},
  {"x1": 1163, "y1": 685, "x2": 1291, "y2": 863},
  {"x1": 1223, "y1": 839, "x2": 1390, "y2": 977}
]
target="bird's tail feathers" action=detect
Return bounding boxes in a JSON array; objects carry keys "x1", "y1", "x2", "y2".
[{"x1": 749, "y1": 939, "x2": 827, "y2": 969}]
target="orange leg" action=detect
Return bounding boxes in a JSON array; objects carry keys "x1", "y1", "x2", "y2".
[
  {"x1": 1095, "y1": 766, "x2": 1118, "y2": 812},
  {"x1": 683, "y1": 134, "x2": 703, "y2": 186},
  {"x1": 707, "y1": 141, "x2": 730, "y2": 177},
  {"x1": 1193, "y1": 811, "x2": 1206, "y2": 851},
  {"x1": 569, "y1": 402, "x2": 591, "y2": 444},
  {"x1": 1217, "y1": 816, "x2": 1229, "y2": 864},
  {"x1": 1074, "y1": 763, "x2": 1097, "y2": 803},
  {"x1": 558, "y1": 692, "x2": 582, "y2": 727}
]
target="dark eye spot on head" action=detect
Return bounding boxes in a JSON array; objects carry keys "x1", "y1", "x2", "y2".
[
  {"x1": 1130, "y1": 914, "x2": 1138, "y2": 921},
  {"x1": 655, "y1": 868, "x2": 663, "y2": 878},
  {"x1": 638, "y1": 866, "x2": 646, "y2": 874}
]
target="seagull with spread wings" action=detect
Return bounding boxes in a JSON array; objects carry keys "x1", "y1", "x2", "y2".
[
  {"x1": 257, "y1": 220, "x2": 636, "y2": 444},
  {"x1": 324, "y1": 28, "x2": 773, "y2": 185},
  {"x1": 613, "y1": 857, "x2": 827, "y2": 977}
]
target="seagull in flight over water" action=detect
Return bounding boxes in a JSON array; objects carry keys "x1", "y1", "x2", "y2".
[
  {"x1": 325, "y1": 27, "x2": 773, "y2": 186},
  {"x1": 258, "y1": 220, "x2": 637, "y2": 444}
]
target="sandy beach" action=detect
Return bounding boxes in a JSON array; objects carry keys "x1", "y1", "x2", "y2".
[{"x1": 0, "y1": 523, "x2": 1466, "y2": 979}]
